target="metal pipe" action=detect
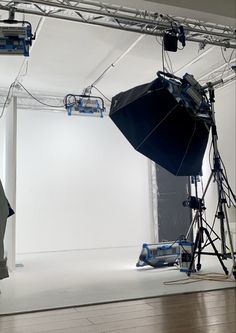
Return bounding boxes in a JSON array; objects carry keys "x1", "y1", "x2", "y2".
[
  {"x1": 12, "y1": 0, "x2": 236, "y2": 33},
  {"x1": 174, "y1": 46, "x2": 215, "y2": 75},
  {"x1": 90, "y1": 34, "x2": 144, "y2": 88},
  {"x1": 198, "y1": 58, "x2": 236, "y2": 81}
]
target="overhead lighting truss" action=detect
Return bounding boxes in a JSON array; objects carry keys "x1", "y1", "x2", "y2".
[
  {"x1": 0, "y1": 87, "x2": 65, "y2": 111},
  {"x1": 0, "y1": 0, "x2": 235, "y2": 49},
  {"x1": 0, "y1": 68, "x2": 234, "y2": 111},
  {"x1": 0, "y1": 87, "x2": 111, "y2": 113}
]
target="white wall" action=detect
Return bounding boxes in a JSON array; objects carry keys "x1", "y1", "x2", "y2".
[
  {"x1": 16, "y1": 110, "x2": 153, "y2": 253},
  {"x1": 0, "y1": 113, "x2": 4, "y2": 180},
  {"x1": 3, "y1": 97, "x2": 17, "y2": 270},
  {"x1": 214, "y1": 83, "x2": 236, "y2": 193}
]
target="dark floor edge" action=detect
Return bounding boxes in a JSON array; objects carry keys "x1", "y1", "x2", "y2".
[{"x1": 0, "y1": 286, "x2": 235, "y2": 317}]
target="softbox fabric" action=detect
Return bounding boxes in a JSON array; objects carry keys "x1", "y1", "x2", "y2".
[{"x1": 109, "y1": 78, "x2": 210, "y2": 176}]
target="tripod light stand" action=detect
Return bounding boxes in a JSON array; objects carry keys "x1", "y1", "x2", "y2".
[
  {"x1": 109, "y1": 71, "x2": 236, "y2": 278},
  {"x1": 186, "y1": 82, "x2": 236, "y2": 279}
]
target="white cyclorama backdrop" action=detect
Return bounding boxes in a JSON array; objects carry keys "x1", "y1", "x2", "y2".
[
  {"x1": 201, "y1": 82, "x2": 236, "y2": 246},
  {"x1": 16, "y1": 110, "x2": 153, "y2": 253}
]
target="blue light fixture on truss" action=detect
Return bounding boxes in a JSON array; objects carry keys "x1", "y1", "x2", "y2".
[
  {"x1": 0, "y1": 8, "x2": 34, "y2": 56},
  {"x1": 64, "y1": 94, "x2": 106, "y2": 118}
]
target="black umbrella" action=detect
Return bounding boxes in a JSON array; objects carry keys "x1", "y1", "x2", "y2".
[{"x1": 109, "y1": 73, "x2": 211, "y2": 176}]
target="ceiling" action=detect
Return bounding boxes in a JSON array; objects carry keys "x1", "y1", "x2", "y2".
[
  {"x1": 145, "y1": 0, "x2": 236, "y2": 21},
  {"x1": 103, "y1": 0, "x2": 236, "y2": 25},
  {"x1": 0, "y1": 1, "x2": 235, "y2": 102}
]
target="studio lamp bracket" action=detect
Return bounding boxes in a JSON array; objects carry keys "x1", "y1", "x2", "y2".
[{"x1": 0, "y1": 8, "x2": 35, "y2": 56}]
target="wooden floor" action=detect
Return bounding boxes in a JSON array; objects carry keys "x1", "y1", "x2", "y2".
[{"x1": 0, "y1": 288, "x2": 235, "y2": 333}]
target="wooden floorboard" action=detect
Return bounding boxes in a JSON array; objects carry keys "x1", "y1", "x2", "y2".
[{"x1": 0, "y1": 288, "x2": 235, "y2": 333}]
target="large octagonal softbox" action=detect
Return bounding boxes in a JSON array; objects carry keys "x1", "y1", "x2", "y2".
[{"x1": 109, "y1": 73, "x2": 211, "y2": 176}]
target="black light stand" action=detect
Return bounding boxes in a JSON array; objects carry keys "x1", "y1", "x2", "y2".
[{"x1": 186, "y1": 81, "x2": 236, "y2": 279}]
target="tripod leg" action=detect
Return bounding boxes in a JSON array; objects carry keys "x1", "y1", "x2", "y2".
[
  {"x1": 204, "y1": 228, "x2": 229, "y2": 276},
  {"x1": 185, "y1": 172, "x2": 213, "y2": 240},
  {"x1": 187, "y1": 229, "x2": 201, "y2": 276},
  {"x1": 196, "y1": 227, "x2": 203, "y2": 271},
  {"x1": 221, "y1": 187, "x2": 236, "y2": 279}
]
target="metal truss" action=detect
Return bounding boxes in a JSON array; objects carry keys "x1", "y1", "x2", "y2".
[
  {"x1": 0, "y1": 68, "x2": 235, "y2": 111},
  {"x1": 0, "y1": 0, "x2": 236, "y2": 49},
  {"x1": 0, "y1": 88, "x2": 65, "y2": 112},
  {"x1": 0, "y1": 87, "x2": 112, "y2": 113}
]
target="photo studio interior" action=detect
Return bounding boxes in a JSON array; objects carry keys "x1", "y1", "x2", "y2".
[{"x1": 0, "y1": 0, "x2": 235, "y2": 315}]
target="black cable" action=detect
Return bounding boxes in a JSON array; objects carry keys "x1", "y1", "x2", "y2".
[
  {"x1": 179, "y1": 243, "x2": 189, "y2": 254},
  {"x1": 200, "y1": 176, "x2": 207, "y2": 223},
  {"x1": 168, "y1": 237, "x2": 182, "y2": 248},
  {"x1": 156, "y1": 36, "x2": 171, "y2": 74},
  {"x1": 219, "y1": 153, "x2": 230, "y2": 184},
  {"x1": 212, "y1": 174, "x2": 234, "y2": 207},
  {"x1": 34, "y1": 17, "x2": 44, "y2": 35},
  {"x1": 155, "y1": 36, "x2": 162, "y2": 46},
  {"x1": 219, "y1": 154, "x2": 236, "y2": 202},
  {"x1": 221, "y1": 47, "x2": 229, "y2": 64},
  {"x1": 208, "y1": 134, "x2": 235, "y2": 208},
  {"x1": 165, "y1": 50, "x2": 173, "y2": 73},
  {"x1": 17, "y1": 83, "x2": 64, "y2": 108},
  {"x1": 205, "y1": 203, "x2": 218, "y2": 241},
  {"x1": 64, "y1": 94, "x2": 77, "y2": 107},
  {"x1": 0, "y1": 82, "x2": 15, "y2": 119},
  {"x1": 213, "y1": 150, "x2": 236, "y2": 208},
  {"x1": 161, "y1": 38, "x2": 165, "y2": 73},
  {"x1": 222, "y1": 187, "x2": 235, "y2": 207},
  {"x1": 208, "y1": 141, "x2": 213, "y2": 170},
  {"x1": 156, "y1": 36, "x2": 165, "y2": 72}
]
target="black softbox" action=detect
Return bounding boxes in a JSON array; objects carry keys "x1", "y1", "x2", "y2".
[{"x1": 109, "y1": 75, "x2": 211, "y2": 176}]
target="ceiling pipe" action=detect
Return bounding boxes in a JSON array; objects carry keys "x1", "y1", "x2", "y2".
[
  {"x1": 87, "y1": 34, "x2": 145, "y2": 91},
  {"x1": 198, "y1": 57, "x2": 236, "y2": 81},
  {"x1": 174, "y1": 46, "x2": 215, "y2": 75}
]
